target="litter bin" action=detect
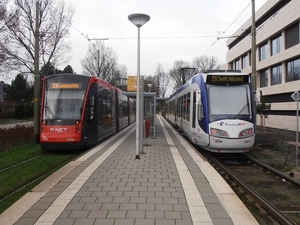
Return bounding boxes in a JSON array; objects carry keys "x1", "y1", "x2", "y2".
[{"x1": 145, "y1": 119, "x2": 151, "y2": 138}]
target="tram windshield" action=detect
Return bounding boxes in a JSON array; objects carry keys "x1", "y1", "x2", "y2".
[
  {"x1": 43, "y1": 77, "x2": 89, "y2": 121},
  {"x1": 43, "y1": 89, "x2": 86, "y2": 120},
  {"x1": 207, "y1": 84, "x2": 252, "y2": 122}
]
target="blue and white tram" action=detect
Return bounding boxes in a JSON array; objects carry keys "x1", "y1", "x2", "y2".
[{"x1": 165, "y1": 71, "x2": 256, "y2": 153}]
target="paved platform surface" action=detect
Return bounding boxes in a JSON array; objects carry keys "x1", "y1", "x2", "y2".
[{"x1": 0, "y1": 115, "x2": 258, "y2": 225}]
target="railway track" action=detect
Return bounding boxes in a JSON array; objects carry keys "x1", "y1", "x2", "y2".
[
  {"x1": 202, "y1": 152, "x2": 300, "y2": 225},
  {"x1": 0, "y1": 154, "x2": 43, "y2": 173}
]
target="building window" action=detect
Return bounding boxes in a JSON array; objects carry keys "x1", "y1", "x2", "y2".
[
  {"x1": 271, "y1": 65, "x2": 282, "y2": 85},
  {"x1": 260, "y1": 69, "x2": 268, "y2": 87},
  {"x1": 285, "y1": 22, "x2": 300, "y2": 49},
  {"x1": 242, "y1": 55, "x2": 248, "y2": 69},
  {"x1": 286, "y1": 58, "x2": 300, "y2": 82},
  {"x1": 235, "y1": 59, "x2": 240, "y2": 70},
  {"x1": 259, "y1": 42, "x2": 268, "y2": 61},
  {"x1": 271, "y1": 35, "x2": 282, "y2": 56},
  {"x1": 249, "y1": 51, "x2": 251, "y2": 66}
]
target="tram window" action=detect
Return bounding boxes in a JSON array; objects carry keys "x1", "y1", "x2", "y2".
[
  {"x1": 182, "y1": 95, "x2": 186, "y2": 119},
  {"x1": 192, "y1": 91, "x2": 196, "y2": 128},
  {"x1": 98, "y1": 94, "x2": 103, "y2": 124},
  {"x1": 89, "y1": 94, "x2": 95, "y2": 120},
  {"x1": 208, "y1": 85, "x2": 251, "y2": 121},
  {"x1": 44, "y1": 89, "x2": 84, "y2": 120},
  {"x1": 186, "y1": 92, "x2": 190, "y2": 121},
  {"x1": 178, "y1": 96, "x2": 182, "y2": 117}
]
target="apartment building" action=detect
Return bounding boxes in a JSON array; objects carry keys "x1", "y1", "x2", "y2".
[{"x1": 226, "y1": 0, "x2": 300, "y2": 131}]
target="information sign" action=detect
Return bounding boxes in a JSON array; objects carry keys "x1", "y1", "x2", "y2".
[{"x1": 127, "y1": 76, "x2": 137, "y2": 91}]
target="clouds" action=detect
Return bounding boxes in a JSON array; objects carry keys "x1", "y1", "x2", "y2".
[{"x1": 67, "y1": 0, "x2": 268, "y2": 76}]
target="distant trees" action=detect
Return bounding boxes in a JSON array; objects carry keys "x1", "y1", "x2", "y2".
[
  {"x1": 166, "y1": 55, "x2": 221, "y2": 94},
  {"x1": 0, "y1": 0, "x2": 8, "y2": 69},
  {"x1": 3, "y1": 74, "x2": 34, "y2": 118},
  {"x1": 81, "y1": 41, "x2": 127, "y2": 87},
  {"x1": 63, "y1": 65, "x2": 74, "y2": 73},
  {"x1": 142, "y1": 64, "x2": 169, "y2": 97},
  {"x1": 167, "y1": 60, "x2": 195, "y2": 91},
  {"x1": 0, "y1": 0, "x2": 74, "y2": 76},
  {"x1": 40, "y1": 62, "x2": 74, "y2": 77},
  {"x1": 154, "y1": 63, "x2": 169, "y2": 97},
  {"x1": 192, "y1": 55, "x2": 220, "y2": 72}
]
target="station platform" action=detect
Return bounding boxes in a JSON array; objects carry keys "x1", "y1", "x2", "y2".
[{"x1": 0, "y1": 115, "x2": 258, "y2": 225}]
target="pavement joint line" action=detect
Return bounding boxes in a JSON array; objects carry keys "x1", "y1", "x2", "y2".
[
  {"x1": 33, "y1": 126, "x2": 135, "y2": 225},
  {"x1": 158, "y1": 116, "x2": 214, "y2": 224}
]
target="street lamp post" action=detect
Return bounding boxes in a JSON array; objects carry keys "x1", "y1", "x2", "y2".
[
  {"x1": 147, "y1": 83, "x2": 153, "y2": 125},
  {"x1": 147, "y1": 83, "x2": 153, "y2": 93},
  {"x1": 128, "y1": 13, "x2": 150, "y2": 159}
]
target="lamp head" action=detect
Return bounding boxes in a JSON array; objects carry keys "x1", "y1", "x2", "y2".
[{"x1": 128, "y1": 13, "x2": 150, "y2": 28}]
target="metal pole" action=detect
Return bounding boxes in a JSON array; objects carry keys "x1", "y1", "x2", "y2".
[
  {"x1": 153, "y1": 95, "x2": 156, "y2": 138},
  {"x1": 251, "y1": 0, "x2": 256, "y2": 93},
  {"x1": 34, "y1": 1, "x2": 40, "y2": 143},
  {"x1": 128, "y1": 13, "x2": 150, "y2": 158},
  {"x1": 140, "y1": 76, "x2": 144, "y2": 153},
  {"x1": 135, "y1": 26, "x2": 141, "y2": 159},
  {"x1": 296, "y1": 91, "x2": 299, "y2": 169}
]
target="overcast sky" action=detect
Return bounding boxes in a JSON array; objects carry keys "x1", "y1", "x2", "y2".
[{"x1": 66, "y1": 0, "x2": 268, "y2": 76}]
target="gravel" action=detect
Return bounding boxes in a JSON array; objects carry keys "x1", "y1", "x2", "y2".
[{"x1": 249, "y1": 126, "x2": 300, "y2": 180}]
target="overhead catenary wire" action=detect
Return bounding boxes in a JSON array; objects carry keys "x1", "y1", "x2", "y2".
[
  {"x1": 48, "y1": 0, "x2": 277, "y2": 57},
  {"x1": 48, "y1": 2, "x2": 90, "y2": 42},
  {"x1": 201, "y1": 1, "x2": 252, "y2": 57},
  {"x1": 86, "y1": 35, "x2": 219, "y2": 40},
  {"x1": 48, "y1": 1, "x2": 253, "y2": 46}
]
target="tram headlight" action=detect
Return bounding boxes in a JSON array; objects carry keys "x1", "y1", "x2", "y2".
[
  {"x1": 239, "y1": 128, "x2": 253, "y2": 137},
  {"x1": 210, "y1": 128, "x2": 229, "y2": 137},
  {"x1": 40, "y1": 120, "x2": 45, "y2": 133},
  {"x1": 75, "y1": 120, "x2": 81, "y2": 133}
]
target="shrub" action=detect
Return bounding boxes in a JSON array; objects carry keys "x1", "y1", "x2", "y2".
[{"x1": 0, "y1": 125, "x2": 34, "y2": 152}]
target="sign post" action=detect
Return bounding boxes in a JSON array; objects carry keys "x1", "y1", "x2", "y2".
[{"x1": 291, "y1": 91, "x2": 299, "y2": 170}]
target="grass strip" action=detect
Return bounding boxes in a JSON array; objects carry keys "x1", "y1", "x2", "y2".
[
  {"x1": 0, "y1": 144, "x2": 81, "y2": 214},
  {"x1": 0, "y1": 144, "x2": 43, "y2": 170},
  {"x1": 0, "y1": 152, "x2": 76, "y2": 198}
]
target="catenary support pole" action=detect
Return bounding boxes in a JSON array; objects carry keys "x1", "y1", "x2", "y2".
[{"x1": 34, "y1": 1, "x2": 40, "y2": 143}]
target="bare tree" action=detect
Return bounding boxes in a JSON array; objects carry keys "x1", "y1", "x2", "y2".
[
  {"x1": 168, "y1": 60, "x2": 194, "y2": 91},
  {"x1": 81, "y1": 41, "x2": 122, "y2": 83},
  {"x1": 112, "y1": 64, "x2": 127, "y2": 88},
  {"x1": 0, "y1": 0, "x2": 8, "y2": 73},
  {"x1": 154, "y1": 63, "x2": 169, "y2": 97},
  {"x1": 0, "y1": 0, "x2": 7, "y2": 31},
  {"x1": 256, "y1": 90, "x2": 271, "y2": 132},
  {"x1": 192, "y1": 55, "x2": 220, "y2": 72},
  {"x1": 0, "y1": 0, "x2": 74, "y2": 76},
  {"x1": 107, "y1": 64, "x2": 128, "y2": 88}
]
